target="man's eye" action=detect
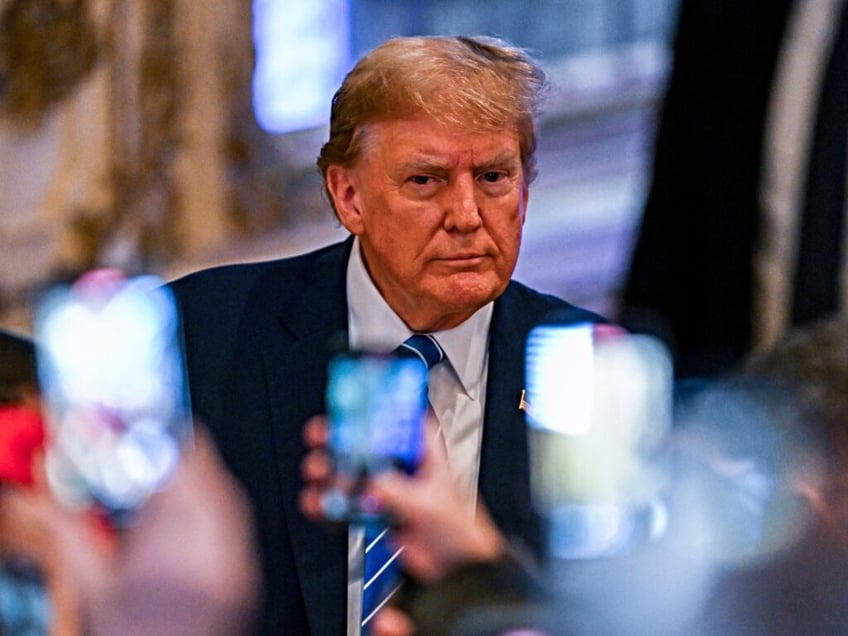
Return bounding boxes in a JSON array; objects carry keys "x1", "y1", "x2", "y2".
[
  {"x1": 481, "y1": 171, "x2": 504, "y2": 183},
  {"x1": 409, "y1": 175, "x2": 432, "y2": 185}
]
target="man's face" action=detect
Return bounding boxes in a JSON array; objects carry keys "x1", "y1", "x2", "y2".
[{"x1": 327, "y1": 117, "x2": 529, "y2": 332}]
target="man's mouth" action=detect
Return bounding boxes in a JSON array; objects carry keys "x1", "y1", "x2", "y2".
[{"x1": 439, "y1": 252, "x2": 487, "y2": 262}]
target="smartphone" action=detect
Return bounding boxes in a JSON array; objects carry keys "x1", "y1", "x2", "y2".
[
  {"x1": 524, "y1": 322, "x2": 673, "y2": 558},
  {"x1": 324, "y1": 350, "x2": 429, "y2": 521},
  {"x1": 33, "y1": 269, "x2": 192, "y2": 522}
]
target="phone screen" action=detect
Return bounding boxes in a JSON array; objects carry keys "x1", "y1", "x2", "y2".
[
  {"x1": 325, "y1": 351, "x2": 428, "y2": 520},
  {"x1": 33, "y1": 269, "x2": 192, "y2": 521},
  {"x1": 525, "y1": 322, "x2": 673, "y2": 558}
]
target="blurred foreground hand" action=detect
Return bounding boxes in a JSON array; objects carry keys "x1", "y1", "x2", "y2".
[
  {"x1": 53, "y1": 427, "x2": 260, "y2": 636},
  {"x1": 300, "y1": 414, "x2": 506, "y2": 636}
]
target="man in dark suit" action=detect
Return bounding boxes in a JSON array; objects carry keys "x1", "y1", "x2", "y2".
[
  {"x1": 620, "y1": 0, "x2": 848, "y2": 379},
  {"x1": 171, "y1": 35, "x2": 603, "y2": 636}
]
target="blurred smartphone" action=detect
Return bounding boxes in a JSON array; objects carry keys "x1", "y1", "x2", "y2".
[
  {"x1": 524, "y1": 322, "x2": 673, "y2": 557},
  {"x1": 324, "y1": 351, "x2": 429, "y2": 521},
  {"x1": 33, "y1": 269, "x2": 192, "y2": 523}
]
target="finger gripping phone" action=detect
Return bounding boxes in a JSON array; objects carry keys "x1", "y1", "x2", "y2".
[{"x1": 325, "y1": 351, "x2": 429, "y2": 521}]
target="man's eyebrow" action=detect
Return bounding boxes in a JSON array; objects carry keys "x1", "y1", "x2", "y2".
[
  {"x1": 396, "y1": 151, "x2": 520, "y2": 173},
  {"x1": 475, "y1": 152, "x2": 521, "y2": 170},
  {"x1": 397, "y1": 159, "x2": 450, "y2": 173}
]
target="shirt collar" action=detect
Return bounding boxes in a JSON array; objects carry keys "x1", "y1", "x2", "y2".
[{"x1": 346, "y1": 237, "x2": 493, "y2": 397}]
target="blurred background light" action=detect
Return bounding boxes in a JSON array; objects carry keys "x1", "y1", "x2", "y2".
[{"x1": 252, "y1": 0, "x2": 351, "y2": 133}]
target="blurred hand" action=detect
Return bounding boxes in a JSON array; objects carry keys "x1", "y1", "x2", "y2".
[
  {"x1": 51, "y1": 426, "x2": 260, "y2": 636},
  {"x1": 365, "y1": 418, "x2": 505, "y2": 583},
  {"x1": 299, "y1": 414, "x2": 505, "y2": 583},
  {"x1": 298, "y1": 414, "x2": 335, "y2": 522},
  {"x1": 370, "y1": 605, "x2": 416, "y2": 636}
]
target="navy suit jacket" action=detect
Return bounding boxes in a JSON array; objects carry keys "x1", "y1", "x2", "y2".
[{"x1": 170, "y1": 237, "x2": 602, "y2": 635}]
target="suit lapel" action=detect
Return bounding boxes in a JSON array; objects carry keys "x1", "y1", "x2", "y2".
[
  {"x1": 479, "y1": 284, "x2": 543, "y2": 555},
  {"x1": 263, "y1": 239, "x2": 353, "y2": 635}
]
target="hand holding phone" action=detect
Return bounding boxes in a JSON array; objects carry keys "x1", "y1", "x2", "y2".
[
  {"x1": 323, "y1": 351, "x2": 429, "y2": 522},
  {"x1": 525, "y1": 322, "x2": 673, "y2": 558}
]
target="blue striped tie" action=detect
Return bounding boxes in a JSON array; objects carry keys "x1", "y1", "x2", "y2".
[
  {"x1": 360, "y1": 334, "x2": 445, "y2": 632},
  {"x1": 395, "y1": 333, "x2": 445, "y2": 369}
]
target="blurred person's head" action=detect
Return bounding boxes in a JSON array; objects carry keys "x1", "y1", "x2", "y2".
[
  {"x1": 318, "y1": 35, "x2": 549, "y2": 332},
  {"x1": 741, "y1": 315, "x2": 848, "y2": 536}
]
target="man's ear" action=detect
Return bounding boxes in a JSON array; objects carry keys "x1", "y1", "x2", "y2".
[{"x1": 326, "y1": 165, "x2": 364, "y2": 235}]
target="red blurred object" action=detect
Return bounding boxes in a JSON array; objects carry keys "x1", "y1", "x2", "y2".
[{"x1": 0, "y1": 405, "x2": 45, "y2": 487}]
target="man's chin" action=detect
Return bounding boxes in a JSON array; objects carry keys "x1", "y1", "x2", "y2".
[{"x1": 432, "y1": 278, "x2": 504, "y2": 312}]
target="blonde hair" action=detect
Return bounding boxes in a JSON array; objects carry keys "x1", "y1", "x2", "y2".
[{"x1": 317, "y1": 35, "x2": 549, "y2": 214}]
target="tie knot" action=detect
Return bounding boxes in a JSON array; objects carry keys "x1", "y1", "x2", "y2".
[{"x1": 396, "y1": 334, "x2": 445, "y2": 370}]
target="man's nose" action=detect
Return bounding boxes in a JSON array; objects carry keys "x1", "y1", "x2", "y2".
[{"x1": 443, "y1": 176, "x2": 483, "y2": 232}]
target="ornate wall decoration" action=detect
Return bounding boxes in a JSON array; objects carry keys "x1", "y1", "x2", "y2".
[
  {"x1": 0, "y1": 0, "x2": 98, "y2": 126},
  {"x1": 105, "y1": 0, "x2": 181, "y2": 270}
]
